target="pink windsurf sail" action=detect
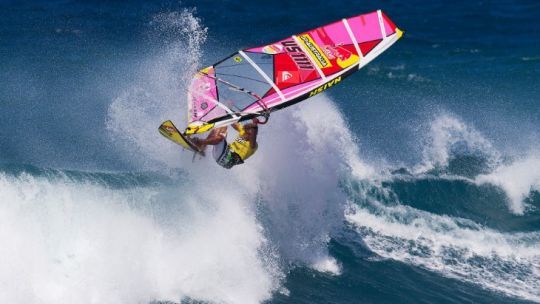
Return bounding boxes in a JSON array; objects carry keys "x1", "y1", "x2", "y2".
[{"x1": 185, "y1": 10, "x2": 403, "y2": 135}]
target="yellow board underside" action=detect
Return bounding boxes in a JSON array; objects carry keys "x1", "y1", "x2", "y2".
[{"x1": 158, "y1": 120, "x2": 200, "y2": 153}]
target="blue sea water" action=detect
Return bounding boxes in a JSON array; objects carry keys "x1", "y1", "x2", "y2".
[{"x1": 1, "y1": 0, "x2": 539, "y2": 303}]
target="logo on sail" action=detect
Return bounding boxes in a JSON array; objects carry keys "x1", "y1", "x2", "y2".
[
  {"x1": 282, "y1": 71, "x2": 292, "y2": 81},
  {"x1": 277, "y1": 71, "x2": 299, "y2": 85},
  {"x1": 281, "y1": 40, "x2": 314, "y2": 70},
  {"x1": 262, "y1": 44, "x2": 283, "y2": 54},
  {"x1": 308, "y1": 76, "x2": 342, "y2": 97},
  {"x1": 298, "y1": 34, "x2": 332, "y2": 69}
]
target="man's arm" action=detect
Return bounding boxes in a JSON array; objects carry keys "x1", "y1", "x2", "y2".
[
  {"x1": 191, "y1": 126, "x2": 227, "y2": 148},
  {"x1": 232, "y1": 119, "x2": 259, "y2": 133}
]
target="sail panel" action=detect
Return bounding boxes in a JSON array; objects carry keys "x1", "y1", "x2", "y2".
[
  {"x1": 188, "y1": 67, "x2": 226, "y2": 124},
  {"x1": 347, "y1": 11, "x2": 384, "y2": 44}
]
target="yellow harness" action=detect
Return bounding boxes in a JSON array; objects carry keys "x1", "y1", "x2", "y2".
[{"x1": 229, "y1": 124, "x2": 257, "y2": 161}]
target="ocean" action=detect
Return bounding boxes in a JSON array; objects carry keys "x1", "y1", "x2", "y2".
[{"x1": 1, "y1": 0, "x2": 539, "y2": 303}]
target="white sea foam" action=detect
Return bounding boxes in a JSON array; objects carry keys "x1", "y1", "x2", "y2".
[
  {"x1": 346, "y1": 196, "x2": 540, "y2": 302},
  {"x1": 476, "y1": 154, "x2": 540, "y2": 214},
  {"x1": 311, "y1": 256, "x2": 342, "y2": 275},
  {"x1": 0, "y1": 172, "x2": 278, "y2": 304}
]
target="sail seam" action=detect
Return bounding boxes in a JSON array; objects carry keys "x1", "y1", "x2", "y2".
[
  {"x1": 342, "y1": 18, "x2": 363, "y2": 70},
  {"x1": 377, "y1": 10, "x2": 387, "y2": 38}
]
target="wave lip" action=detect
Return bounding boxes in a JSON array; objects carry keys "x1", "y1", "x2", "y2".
[
  {"x1": 476, "y1": 155, "x2": 540, "y2": 214},
  {"x1": 411, "y1": 113, "x2": 540, "y2": 215},
  {"x1": 414, "y1": 114, "x2": 501, "y2": 175}
]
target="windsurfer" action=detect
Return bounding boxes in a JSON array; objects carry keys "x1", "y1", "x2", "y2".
[{"x1": 191, "y1": 118, "x2": 261, "y2": 169}]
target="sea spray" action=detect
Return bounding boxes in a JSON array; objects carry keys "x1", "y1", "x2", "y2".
[
  {"x1": 244, "y1": 96, "x2": 375, "y2": 274},
  {"x1": 414, "y1": 113, "x2": 501, "y2": 175},
  {"x1": 106, "y1": 9, "x2": 207, "y2": 169}
]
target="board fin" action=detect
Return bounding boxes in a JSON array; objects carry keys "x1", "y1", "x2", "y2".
[{"x1": 158, "y1": 120, "x2": 204, "y2": 155}]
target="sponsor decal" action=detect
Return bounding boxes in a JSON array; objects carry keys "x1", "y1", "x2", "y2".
[
  {"x1": 262, "y1": 44, "x2": 283, "y2": 54},
  {"x1": 322, "y1": 45, "x2": 337, "y2": 60},
  {"x1": 163, "y1": 125, "x2": 175, "y2": 134},
  {"x1": 276, "y1": 70, "x2": 300, "y2": 85},
  {"x1": 281, "y1": 40, "x2": 314, "y2": 70},
  {"x1": 282, "y1": 71, "x2": 292, "y2": 81},
  {"x1": 298, "y1": 34, "x2": 332, "y2": 69},
  {"x1": 308, "y1": 76, "x2": 342, "y2": 97},
  {"x1": 324, "y1": 45, "x2": 358, "y2": 68}
]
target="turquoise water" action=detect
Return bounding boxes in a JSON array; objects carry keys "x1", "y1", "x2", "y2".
[{"x1": 1, "y1": 1, "x2": 539, "y2": 303}]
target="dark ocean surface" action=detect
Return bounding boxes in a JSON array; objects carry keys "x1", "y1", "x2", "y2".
[{"x1": 1, "y1": 1, "x2": 539, "y2": 303}]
